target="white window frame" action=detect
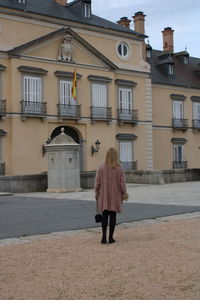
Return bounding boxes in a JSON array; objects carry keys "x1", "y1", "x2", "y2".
[
  {"x1": 119, "y1": 87, "x2": 132, "y2": 110},
  {"x1": 23, "y1": 76, "x2": 42, "y2": 103},
  {"x1": 18, "y1": 0, "x2": 26, "y2": 4},
  {"x1": 118, "y1": 87, "x2": 133, "y2": 120},
  {"x1": 91, "y1": 82, "x2": 107, "y2": 107},
  {"x1": 193, "y1": 102, "x2": 200, "y2": 120},
  {"x1": 184, "y1": 56, "x2": 189, "y2": 64},
  {"x1": 174, "y1": 144, "x2": 185, "y2": 162},
  {"x1": 173, "y1": 100, "x2": 183, "y2": 119},
  {"x1": 168, "y1": 64, "x2": 174, "y2": 75},
  {"x1": 83, "y1": 3, "x2": 91, "y2": 18},
  {"x1": 117, "y1": 42, "x2": 129, "y2": 59},
  {"x1": 59, "y1": 79, "x2": 76, "y2": 105},
  {"x1": 119, "y1": 140, "x2": 133, "y2": 170}
]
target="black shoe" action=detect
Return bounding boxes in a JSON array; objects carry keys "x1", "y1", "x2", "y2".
[
  {"x1": 101, "y1": 238, "x2": 107, "y2": 244},
  {"x1": 109, "y1": 237, "x2": 115, "y2": 244}
]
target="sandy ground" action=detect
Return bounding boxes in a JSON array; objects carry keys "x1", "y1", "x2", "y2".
[{"x1": 0, "y1": 218, "x2": 200, "y2": 300}]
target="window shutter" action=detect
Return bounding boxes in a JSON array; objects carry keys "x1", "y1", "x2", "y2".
[
  {"x1": 24, "y1": 76, "x2": 41, "y2": 102},
  {"x1": 193, "y1": 102, "x2": 200, "y2": 119},
  {"x1": 173, "y1": 101, "x2": 183, "y2": 119},
  {"x1": 60, "y1": 80, "x2": 74, "y2": 105},
  {"x1": 119, "y1": 88, "x2": 132, "y2": 110},
  {"x1": 120, "y1": 141, "x2": 132, "y2": 162},
  {"x1": 92, "y1": 84, "x2": 107, "y2": 107}
]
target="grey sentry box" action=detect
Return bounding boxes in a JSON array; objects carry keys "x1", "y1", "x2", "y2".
[{"x1": 46, "y1": 128, "x2": 81, "y2": 192}]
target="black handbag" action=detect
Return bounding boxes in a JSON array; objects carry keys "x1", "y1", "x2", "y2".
[{"x1": 95, "y1": 213, "x2": 102, "y2": 223}]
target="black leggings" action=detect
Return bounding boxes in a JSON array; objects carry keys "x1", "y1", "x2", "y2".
[{"x1": 101, "y1": 210, "x2": 116, "y2": 240}]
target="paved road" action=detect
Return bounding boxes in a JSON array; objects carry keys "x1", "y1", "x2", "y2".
[{"x1": 1, "y1": 183, "x2": 200, "y2": 239}]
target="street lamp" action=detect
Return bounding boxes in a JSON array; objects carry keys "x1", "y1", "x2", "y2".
[{"x1": 91, "y1": 139, "x2": 101, "y2": 156}]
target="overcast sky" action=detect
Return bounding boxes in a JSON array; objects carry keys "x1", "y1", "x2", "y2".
[{"x1": 92, "y1": 0, "x2": 200, "y2": 58}]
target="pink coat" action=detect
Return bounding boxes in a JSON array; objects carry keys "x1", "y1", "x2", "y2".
[{"x1": 95, "y1": 163, "x2": 126, "y2": 213}]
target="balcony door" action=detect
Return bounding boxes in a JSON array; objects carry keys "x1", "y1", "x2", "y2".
[
  {"x1": 119, "y1": 87, "x2": 132, "y2": 120},
  {"x1": 173, "y1": 101, "x2": 183, "y2": 126},
  {"x1": 23, "y1": 76, "x2": 42, "y2": 114},
  {"x1": 60, "y1": 80, "x2": 76, "y2": 116},
  {"x1": 91, "y1": 83, "x2": 107, "y2": 118},
  {"x1": 119, "y1": 141, "x2": 133, "y2": 170},
  {"x1": 174, "y1": 144, "x2": 185, "y2": 168},
  {"x1": 193, "y1": 102, "x2": 200, "y2": 127}
]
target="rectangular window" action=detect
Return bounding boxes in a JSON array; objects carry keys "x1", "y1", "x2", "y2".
[
  {"x1": 91, "y1": 83, "x2": 108, "y2": 119},
  {"x1": 119, "y1": 88, "x2": 132, "y2": 110},
  {"x1": 119, "y1": 87, "x2": 132, "y2": 120},
  {"x1": 119, "y1": 141, "x2": 133, "y2": 170},
  {"x1": 23, "y1": 76, "x2": 41, "y2": 102},
  {"x1": 83, "y1": 3, "x2": 91, "y2": 18},
  {"x1": 92, "y1": 83, "x2": 107, "y2": 107},
  {"x1": 173, "y1": 100, "x2": 184, "y2": 127},
  {"x1": 60, "y1": 80, "x2": 75, "y2": 105},
  {"x1": 18, "y1": 0, "x2": 26, "y2": 4},
  {"x1": 59, "y1": 80, "x2": 77, "y2": 117},
  {"x1": 184, "y1": 56, "x2": 189, "y2": 64},
  {"x1": 168, "y1": 64, "x2": 174, "y2": 75},
  {"x1": 173, "y1": 144, "x2": 186, "y2": 168},
  {"x1": 193, "y1": 102, "x2": 200, "y2": 120}
]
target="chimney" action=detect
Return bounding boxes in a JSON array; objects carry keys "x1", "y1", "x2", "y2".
[
  {"x1": 162, "y1": 27, "x2": 174, "y2": 52},
  {"x1": 54, "y1": 0, "x2": 67, "y2": 6},
  {"x1": 117, "y1": 17, "x2": 131, "y2": 29},
  {"x1": 133, "y1": 11, "x2": 146, "y2": 35}
]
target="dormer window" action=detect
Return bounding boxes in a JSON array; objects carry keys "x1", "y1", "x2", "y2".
[
  {"x1": 83, "y1": 3, "x2": 91, "y2": 18},
  {"x1": 18, "y1": 0, "x2": 26, "y2": 3},
  {"x1": 146, "y1": 42, "x2": 152, "y2": 59},
  {"x1": 184, "y1": 56, "x2": 189, "y2": 64},
  {"x1": 168, "y1": 64, "x2": 174, "y2": 75}
]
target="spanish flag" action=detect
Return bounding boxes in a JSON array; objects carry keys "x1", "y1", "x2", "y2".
[{"x1": 71, "y1": 68, "x2": 77, "y2": 101}]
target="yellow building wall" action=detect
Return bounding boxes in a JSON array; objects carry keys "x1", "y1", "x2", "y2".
[{"x1": 153, "y1": 84, "x2": 200, "y2": 170}]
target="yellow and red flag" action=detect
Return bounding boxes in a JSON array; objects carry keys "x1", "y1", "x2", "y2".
[{"x1": 71, "y1": 68, "x2": 77, "y2": 101}]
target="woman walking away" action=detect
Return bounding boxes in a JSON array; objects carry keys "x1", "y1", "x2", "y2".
[{"x1": 95, "y1": 148, "x2": 127, "y2": 244}]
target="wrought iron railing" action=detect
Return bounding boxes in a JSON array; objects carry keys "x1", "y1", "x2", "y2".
[
  {"x1": 90, "y1": 106, "x2": 112, "y2": 121},
  {"x1": 121, "y1": 161, "x2": 137, "y2": 170},
  {"x1": 57, "y1": 104, "x2": 81, "y2": 119},
  {"x1": 0, "y1": 162, "x2": 5, "y2": 175},
  {"x1": 117, "y1": 109, "x2": 138, "y2": 124},
  {"x1": 173, "y1": 161, "x2": 187, "y2": 169},
  {"x1": 172, "y1": 118, "x2": 188, "y2": 129},
  {"x1": 21, "y1": 100, "x2": 47, "y2": 116},
  {"x1": 0, "y1": 99, "x2": 6, "y2": 117},
  {"x1": 192, "y1": 119, "x2": 200, "y2": 129}
]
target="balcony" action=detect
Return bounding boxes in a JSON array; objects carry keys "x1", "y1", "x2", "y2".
[
  {"x1": 90, "y1": 106, "x2": 112, "y2": 123},
  {"x1": 0, "y1": 162, "x2": 5, "y2": 175},
  {"x1": 172, "y1": 118, "x2": 188, "y2": 130},
  {"x1": 173, "y1": 161, "x2": 187, "y2": 169},
  {"x1": 121, "y1": 161, "x2": 137, "y2": 170},
  {"x1": 21, "y1": 100, "x2": 47, "y2": 119},
  {"x1": 117, "y1": 109, "x2": 138, "y2": 125},
  {"x1": 192, "y1": 119, "x2": 200, "y2": 130},
  {"x1": 57, "y1": 104, "x2": 81, "y2": 120},
  {"x1": 0, "y1": 99, "x2": 6, "y2": 118}
]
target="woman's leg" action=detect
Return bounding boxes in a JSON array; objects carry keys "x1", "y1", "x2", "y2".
[
  {"x1": 101, "y1": 210, "x2": 109, "y2": 243},
  {"x1": 109, "y1": 211, "x2": 116, "y2": 243}
]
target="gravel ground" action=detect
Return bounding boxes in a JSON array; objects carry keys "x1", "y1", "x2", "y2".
[{"x1": 0, "y1": 218, "x2": 200, "y2": 300}]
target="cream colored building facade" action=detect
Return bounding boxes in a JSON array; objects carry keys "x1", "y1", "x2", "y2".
[{"x1": 0, "y1": 0, "x2": 199, "y2": 176}]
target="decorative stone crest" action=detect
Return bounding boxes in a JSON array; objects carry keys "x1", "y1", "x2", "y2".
[{"x1": 58, "y1": 34, "x2": 73, "y2": 61}]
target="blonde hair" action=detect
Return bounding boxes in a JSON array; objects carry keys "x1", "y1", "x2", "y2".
[{"x1": 105, "y1": 148, "x2": 120, "y2": 168}]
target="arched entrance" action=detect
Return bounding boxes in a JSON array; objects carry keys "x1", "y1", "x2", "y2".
[
  {"x1": 49, "y1": 126, "x2": 85, "y2": 171},
  {"x1": 50, "y1": 126, "x2": 79, "y2": 143}
]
